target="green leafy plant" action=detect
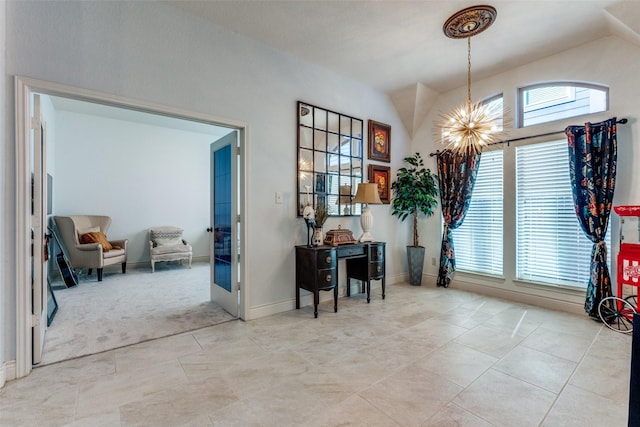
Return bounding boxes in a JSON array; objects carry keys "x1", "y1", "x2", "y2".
[{"x1": 391, "y1": 152, "x2": 439, "y2": 247}]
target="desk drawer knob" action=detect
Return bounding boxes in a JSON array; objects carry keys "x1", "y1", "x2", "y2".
[
  {"x1": 377, "y1": 266, "x2": 382, "y2": 273},
  {"x1": 326, "y1": 256, "x2": 333, "y2": 264},
  {"x1": 325, "y1": 274, "x2": 332, "y2": 282},
  {"x1": 377, "y1": 250, "x2": 382, "y2": 257}
]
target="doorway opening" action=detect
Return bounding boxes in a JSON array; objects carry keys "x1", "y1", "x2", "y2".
[{"x1": 15, "y1": 76, "x2": 247, "y2": 378}]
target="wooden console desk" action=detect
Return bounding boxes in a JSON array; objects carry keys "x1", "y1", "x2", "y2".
[{"x1": 295, "y1": 242, "x2": 386, "y2": 318}]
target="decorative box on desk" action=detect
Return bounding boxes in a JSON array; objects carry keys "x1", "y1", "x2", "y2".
[
  {"x1": 295, "y1": 245, "x2": 338, "y2": 318},
  {"x1": 324, "y1": 227, "x2": 357, "y2": 246}
]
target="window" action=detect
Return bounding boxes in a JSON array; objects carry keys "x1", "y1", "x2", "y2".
[
  {"x1": 515, "y1": 140, "x2": 610, "y2": 288},
  {"x1": 523, "y1": 86, "x2": 575, "y2": 112},
  {"x1": 483, "y1": 94, "x2": 504, "y2": 131},
  {"x1": 518, "y1": 83, "x2": 608, "y2": 127},
  {"x1": 453, "y1": 149, "x2": 503, "y2": 276},
  {"x1": 443, "y1": 83, "x2": 612, "y2": 290}
]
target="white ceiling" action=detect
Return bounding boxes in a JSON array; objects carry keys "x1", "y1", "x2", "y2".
[
  {"x1": 49, "y1": 1, "x2": 640, "y2": 138},
  {"x1": 168, "y1": 0, "x2": 640, "y2": 95}
]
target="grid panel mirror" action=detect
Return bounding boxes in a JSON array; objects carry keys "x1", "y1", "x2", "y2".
[{"x1": 298, "y1": 101, "x2": 363, "y2": 217}]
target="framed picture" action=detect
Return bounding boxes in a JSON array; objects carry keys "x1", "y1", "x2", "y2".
[
  {"x1": 368, "y1": 120, "x2": 391, "y2": 163},
  {"x1": 368, "y1": 164, "x2": 391, "y2": 204},
  {"x1": 315, "y1": 172, "x2": 326, "y2": 194}
]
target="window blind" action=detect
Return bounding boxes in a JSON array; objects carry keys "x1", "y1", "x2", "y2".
[
  {"x1": 523, "y1": 86, "x2": 574, "y2": 111},
  {"x1": 453, "y1": 149, "x2": 504, "y2": 276},
  {"x1": 515, "y1": 140, "x2": 610, "y2": 287}
]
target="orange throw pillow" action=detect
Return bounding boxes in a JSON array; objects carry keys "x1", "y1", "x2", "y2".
[{"x1": 80, "y1": 231, "x2": 113, "y2": 252}]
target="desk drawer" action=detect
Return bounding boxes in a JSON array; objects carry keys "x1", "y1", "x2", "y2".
[
  {"x1": 370, "y1": 244, "x2": 385, "y2": 261},
  {"x1": 369, "y1": 261, "x2": 384, "y2": 279},
  {"x1": 317, "y1": 268, "x2": 337, "y2": 289},
  {"x1": 317, "y1": 249, "x2": 337, "y2": 268},
  {"x1": 338, "y1": 245, "x2": 365, "y2": 258}
]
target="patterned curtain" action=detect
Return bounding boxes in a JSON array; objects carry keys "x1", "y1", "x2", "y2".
[
  {"x1": 436, "y1": 147, "x2": 482, "y2": 287},
  {"x1": 565, "y1": 118, "x2": 617, "y2": 317}
]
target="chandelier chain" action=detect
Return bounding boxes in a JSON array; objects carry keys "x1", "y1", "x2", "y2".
[
  {"x1": 436, "y1": 5, "x2": 502, "y2": 153},
  {"x1": 467, "y1": 36, "x2": 472, "y2": 106}
]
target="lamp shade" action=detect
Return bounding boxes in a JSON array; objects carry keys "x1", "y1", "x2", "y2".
[
  {"x1": 338, "y1": 185, "x2": 352, "y2": 204},
  {"x1": 353, "y1": 182, "x2": 382, "y2": 205}
]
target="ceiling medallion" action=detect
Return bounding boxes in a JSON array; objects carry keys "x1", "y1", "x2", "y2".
[
  {"x1": 443, "y1": 5, "x2": 497, "y2": 39},
  {"x1": 436, "y1": 5, "x2": 503, "y2": 154}
]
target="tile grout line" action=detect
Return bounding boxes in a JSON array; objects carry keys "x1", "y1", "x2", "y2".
[{"x1": 537, "y1": 322, "x2": 605, "y2": 426}]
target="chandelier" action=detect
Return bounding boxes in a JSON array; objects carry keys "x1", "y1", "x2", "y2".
[{"x1": 437, "y1": 5, "x2": 501, "y2": 154}]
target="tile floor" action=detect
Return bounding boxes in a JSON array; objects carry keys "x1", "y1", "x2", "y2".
[{"x1": 0, "y1": 282, "x2": 633, "y2": 426}]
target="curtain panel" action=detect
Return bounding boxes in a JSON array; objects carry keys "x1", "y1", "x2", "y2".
[
  {"x1": 565, "y1": 118, "x2": 617, "y2": 317},
  {"x1": 436, "y1": 148, "x2": 481, "y2": 287}
]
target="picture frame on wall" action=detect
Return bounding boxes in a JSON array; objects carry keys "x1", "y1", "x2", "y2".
[
  {"x1": 368, "y1": 120, "x2": 391, "y2": 163},
  {"x1": 368, "y1": 164, "x2": 391, "y2": 204},
  {"x1": 315, "y1": 173, "x2": 326, "y2": 194}
]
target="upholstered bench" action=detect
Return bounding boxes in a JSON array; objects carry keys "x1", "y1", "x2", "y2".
[{"x1": 149, "y1": 226, "x2": 193, "y2": 273}]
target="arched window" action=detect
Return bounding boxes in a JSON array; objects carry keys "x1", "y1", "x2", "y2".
[
  {"x1": 517, "y1": 82, "x2": 608, "y2": 127},
  {"x1": 483, "y1": 93, "x2": 504, "y2": 131}
]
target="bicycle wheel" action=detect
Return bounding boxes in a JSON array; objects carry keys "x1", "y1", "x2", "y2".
[{"x1": 598, "y1": 296, "x2": 636, "y2": 333}]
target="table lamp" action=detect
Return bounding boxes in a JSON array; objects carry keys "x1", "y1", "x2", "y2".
[
  {"x1": 353, "y1": 182, "x2": 382, "y2": 242},
  {"x1": 338, "y1": 185, "x2": 352, "y2": 215}
]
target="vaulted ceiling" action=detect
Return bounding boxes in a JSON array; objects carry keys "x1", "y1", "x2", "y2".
[{"x1": 168, "y1": 1, "x2": 640, "y2": 137}]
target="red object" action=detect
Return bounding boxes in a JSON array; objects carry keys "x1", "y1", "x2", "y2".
[
  {"x1": 618, "y1": 243, "x2": 640, "y2": 289},
  {"x1": 615, "y1": 205, "x2": 640, "y2": 296},
  {"x1": 614, "y1": 206, "x2": 640, "y2": 216}
]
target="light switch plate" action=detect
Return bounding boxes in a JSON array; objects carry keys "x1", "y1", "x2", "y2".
[{"x1": 275, "y1": 192, "x2": 283, "y2": 204}]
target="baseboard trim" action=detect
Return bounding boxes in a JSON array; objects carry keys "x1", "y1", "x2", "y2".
[
  {"x1": 247, "y1": 292, "x2": 338, "y2": 320},
  {"x1": 386, "y1": 273, "x2": 407, "y2": 286},
  {"x1": 49, "y1": 257, "x2": 211, "y2": 277},
  {"x1": 429, "y1": 274, "x2": 585, "y2": 316},
  {"x1": 124, "y1": 256, "x2": 210, "y2": 271},
  {"x1": 392, "y1": 272, "x2": 584, "y2": 315},
  {"x1": 247, "y1": 274, "x2": 405, "y2": 320},
  {"x1": 0, "y1": 360, "x2": 17, "y2": 388},
  {"x1": 247, "y1": 299, "x2": 298, "y2": 320}
]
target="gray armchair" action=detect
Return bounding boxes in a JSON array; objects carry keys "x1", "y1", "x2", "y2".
[
  {"x1": 53, "y1": 215, "x2": 128, "y2": 281},
  {"x1": 149, "y1": 226, "x2": 193, "y2": 272}
]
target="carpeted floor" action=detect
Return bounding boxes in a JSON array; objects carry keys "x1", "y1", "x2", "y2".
[{"x1": 42, "y1": 261, "x2": 236, "y2": 365}]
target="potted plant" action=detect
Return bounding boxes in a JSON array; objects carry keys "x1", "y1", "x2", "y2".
[
  {"x1": 391, "y1": 152, "x2": 439, "y2": 285},
  {"x1": 312, "y1": 201, "x2": 329, "y2": 246}
]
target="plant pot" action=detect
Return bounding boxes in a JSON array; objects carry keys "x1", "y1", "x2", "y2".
[
  {"x1": 312, "y1": 227, "x2": 323, "y2": 246},
  {"x1": 407, "y1": 246, "x2": 425, "y2": 286}
]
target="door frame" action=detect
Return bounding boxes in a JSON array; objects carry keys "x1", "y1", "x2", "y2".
[
  {"x1": 31, "y1": 94, "x2": 48, "y2": 365},
  {"x1": 14, "y1": 75, "x2": 249, "y2": 378}
]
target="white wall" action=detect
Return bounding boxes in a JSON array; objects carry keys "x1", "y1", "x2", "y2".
[
  {"x1": 54, "y1": 110, "x2": 215, "y2": 264},
  {"x1": 3, "y1": 1, "x2": 412, "y2": 364},
  {"x1": 414, "y1": 35, "x2": 640, "y2": 312},
  {"x1": 0, "y1": 0, "x2": 7, "y2": 388}
]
